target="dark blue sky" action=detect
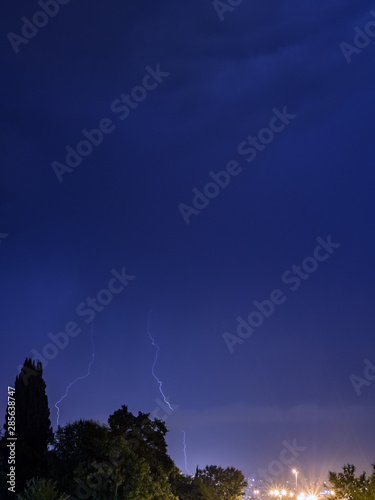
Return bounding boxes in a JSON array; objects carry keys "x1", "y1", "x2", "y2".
[{"x1": 1, "y1": 0, "x2": 375, "y2": 485}]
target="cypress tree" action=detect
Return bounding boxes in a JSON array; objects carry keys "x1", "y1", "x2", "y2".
[{"x1": 0, "y1": 358, "x2": 53, "y2": 492}]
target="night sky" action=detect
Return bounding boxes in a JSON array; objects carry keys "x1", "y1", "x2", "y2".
[{"x1": 1, "y1": 0, "x2": 375, "y2": 486}]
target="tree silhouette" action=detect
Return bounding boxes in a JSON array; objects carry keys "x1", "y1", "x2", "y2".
[
  {"x1": 53, "y1": 418, "x2": 177, "y2": 499},
  {"x1": 170, "y1": 472, "x2": 211, "y2": 499},
  {"x1": 108, "y1": 405, "x2": 175, "y2": 477},
  {"x1": 329, "y1": 463, "x2": 375, "y2": 500},
  {"x1": 195, "y1": 465, "x2": 247, "y2": 499},
  {"x1": 0, "y1": 358, "x2": 53, "y2": 492},
  {"x1": 108, "y1": 405, "x2": 177, "y2": 499},
  {"x1": 0, "y1": 361, "x2": 249, "y2": 499}
]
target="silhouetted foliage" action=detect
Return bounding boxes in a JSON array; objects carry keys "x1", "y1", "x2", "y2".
[
  {"x1": 109, "y1": 405, "x2": 176, "y2": 480},
  {"x1": 170, "y1": 472, "x2": 211, "y2": 499},
  {"x1": 0, "y1": 358, "x2": 53, "y2": 492},
  {"x1": 53, "y1": 417, "x2": 178, "y2": 499},
  {"x1": 52, "y1": 419, "x2": 109, "y2": 496},
  {"x1": 195, "y1": 465, "x2": 247, "y2": 500},
  {"x1": 108, "y1": 405, "x2": 178, "y2": 499},
  {"x1": 1, "y1": 358, "x2": 248, "y2": 499},
  {"x1": 329, "y1": 463, "x2": 375, "y2": 500},
  {"x1": 16, "y1": 478, "x2": 69, "y2": 500}
]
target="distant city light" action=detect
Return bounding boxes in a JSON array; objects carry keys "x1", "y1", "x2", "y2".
[{"x1": 270, "y1": 489, "x2": 295, "y2": 498}]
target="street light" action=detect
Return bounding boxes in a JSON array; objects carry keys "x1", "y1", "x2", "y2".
[
  {"x1": 270, "y1": 489, "x2": 294, "y2": 499},
  {"x1": 292, "y1": 469, "x2": 299, "y2": 490}
]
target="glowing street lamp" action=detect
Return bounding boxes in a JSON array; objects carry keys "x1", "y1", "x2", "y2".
[
  {"x1": 270, "y1": 489, "x2": 294, "y2": 499},
  {"x1": 270, "y1": 490, "x2": 280, "y2": 498},
  {"x1": 292, "y1": 469, "x2": 299, "y2": 490}
]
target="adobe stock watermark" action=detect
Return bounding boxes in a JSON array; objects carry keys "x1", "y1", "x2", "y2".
[
  {"x1": 7, "y1": 0, "x2": 72, "y2": 55},
  {"x1": 223, "y1": 235, "x2": 341, "y2": 353},
  {"x1": 340, "y1": 11, "x2": 375, "y2": 63},
  {"x1": 178, "y1": 106, "x2": 296, "y2": 225},
  {"x1": 150, "y1": 396, "x2": 179, "y2": 421},
  {"x1": 212, "y1": 0, "x2": 244, "y2": 22},
  {"x1": 51, "y1": 65, "x2": 170, "y2": 183},
  {"x1": 350, "y1": 358, "x2": 375, "y2": 396},
  {"x1": 17, "y1": 266, "x2": 135, "y2": 384},
  {"x1": 258, "y1": 439, "x2": 306, "y2": 482}
]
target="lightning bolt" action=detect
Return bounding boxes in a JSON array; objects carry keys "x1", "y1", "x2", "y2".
[
  {"x1": 146, "y1": 311, "x2": 190, "y2": 474},
  {"x1": 181, "y1": 429, "x2": 190, "y2": 474},
  {"x1": 54, "y1": 326, "x2": 96, "y2": 427},
  {"x1": 147, "y1": 311, "x2": 174, "y2": 412}
]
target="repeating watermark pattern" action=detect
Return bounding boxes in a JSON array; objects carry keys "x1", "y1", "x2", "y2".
[
  {"x1": 223, "y1": 235, "x2": 341, "y2": 353},
  {"x1": 350, "y1": 358, "x2": 375, "y2": 396},
  {"x1": 340, "y1": 11, "x2": 375, "y2": 63},
  {"x1": 257, "y1": 439, "x2": 306, "y2": 482},
  {"x1": 6, "y1": 386, "x2": 16, "y2": 493},
  {"x1": 17, "y1": 266, "x2": 135, "y2": 383},
  {"x1": 51, "y1": 65, "x2": 170, "y2": 183},
  {"x1": 178, "y1": 106, "x2": 297, "y2": 225},
  {"x1": 7, "y1": 0, "x2": 72, "y2": 55},
  {"x1": 212, "y1": 0, "x2": 244, "y2": 22},
  {"x1": 150, "y1": 396, "x2": 179, "y2": 420}
]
